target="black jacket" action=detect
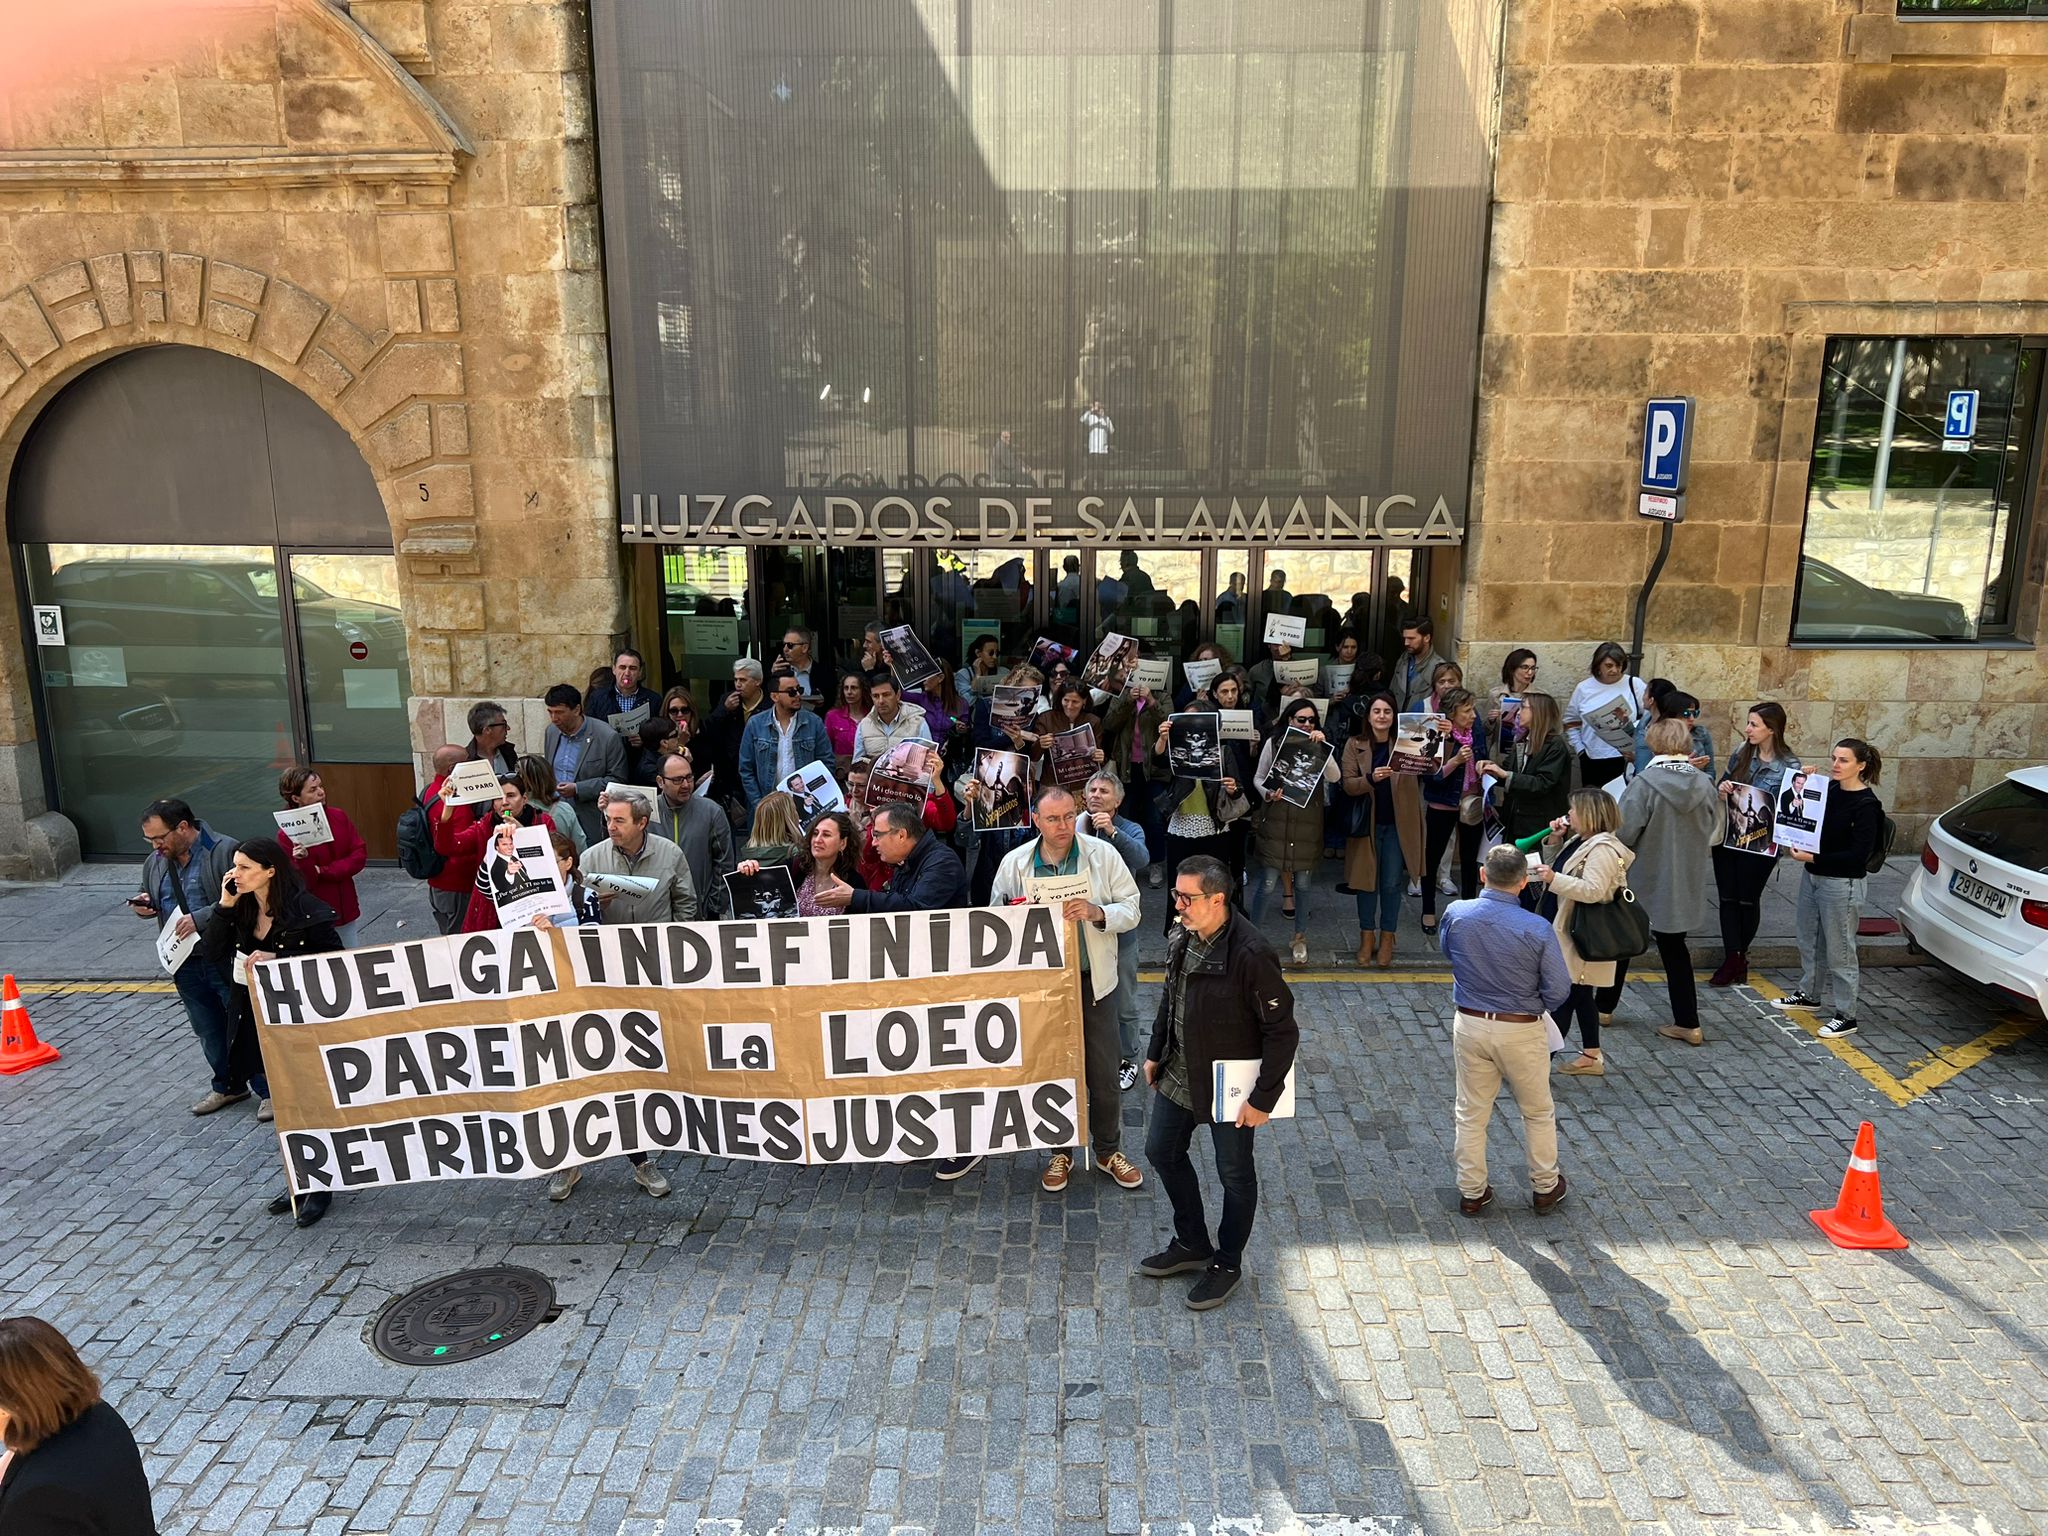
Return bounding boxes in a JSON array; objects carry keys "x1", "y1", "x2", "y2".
[
  {"x1": 1500, "y1": 732, "x2": 1572, "y2": 842},
  {"x1": 0, "y1": 1401, "x2": 158, "y2": 1535},
  {"x1": 847, "y1": 832, "x2": 968, "y2": 913},
  {"x1": 206, "y1": 886, "x2": 344, "y2": 970},
  {"x1": 1147, "y1": 908, "x2": 1299, "y2": 1121},
  {"x1": 1810, "y1": 784, "x2": 1884, "y2": 879}
]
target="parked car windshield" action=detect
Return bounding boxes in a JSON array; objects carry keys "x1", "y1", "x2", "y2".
[{"x1": 1941, "y1": 779, "x2": 2048, "y2": 875}]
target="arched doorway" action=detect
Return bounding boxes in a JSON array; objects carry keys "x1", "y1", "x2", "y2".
[{"x1": 10, "y1": 346, "x2": 414, "y2": 857}]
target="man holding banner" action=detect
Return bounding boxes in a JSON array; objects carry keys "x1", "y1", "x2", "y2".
[{"x1": 990, "y1": 785, "x2": 1144, "y2": 1194}]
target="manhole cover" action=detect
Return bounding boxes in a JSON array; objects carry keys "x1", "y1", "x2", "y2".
[{"x1": 370, "y1": 1266, "x2": 556, "y2": 1366}]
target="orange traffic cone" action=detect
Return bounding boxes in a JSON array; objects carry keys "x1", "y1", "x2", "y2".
[
  {"x1": 1809, "y1": 1120, "x2": 1908, "y2": 1250},
  {"x1": 0, "y1": 975, "x2": 60, "y2": 1075}
]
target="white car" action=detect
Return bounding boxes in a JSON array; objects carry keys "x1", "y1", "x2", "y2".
[{"x1": 1899, "y1": 765, "x2": 2048, "y2": 1014}]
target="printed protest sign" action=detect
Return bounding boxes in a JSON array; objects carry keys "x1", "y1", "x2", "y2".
[
  {"x1": 1724, "y1": 781, "x2": 1777, "y2": 858},
  {"x1": 1168, "y1": 713, "x2": 1223, "y2": 779},
  {"x1": 1265, "y1": 727, "x2": 1333, "y2": 808},
  {"x1": 1025, "y1": 874, "x2": 1093, "y2": 906},
  {"x1": 1262, "y1": 613, "x2": 1306, "y2": 647},
  {"x1": 488, "y1": 823, "x2": 574, "y2": 928},
  {"x1": 607, "y1": 702, "x2": 651, "y2": 736},
  {"x1": 1274, "y1": 658, "x2": 1319, "y2": 693},
  {"x1": 1027, "y1": 637, "x2": 1076, "y2": 674},
  {"x1": 1128, "y1": 657, "x2": 1172, "y2": 698},
  {"x1": 787, "y1": 761, "x2": 847, "y2": 822},
  {"x1": 440, "y1": 757, "x2": 502, "y2": 805},
  {"x1": 881, "y1": 624, "x2": 942, "y2": 688},
  {"x1": 1393, "y1": 712, "x2": 1451, "y2": 775},
  {"x1": 991, "y1": 685, "x2": 1038, "y2": 738},
  {"x1": 274, "y1": 804, "x2": 333, "y2": 848},
  {"x1": 156, "y1": 919, "x2": 198, "y2": 976},
  {"x1": 1049, "y1": 725, "x2": 1097, "y2": 789},
  {"x1": 1183, "y1": 657, "x2": 1223, "y2": 695},
  {"x1": 1219, "y1": 709, "x2": 1258, "y2": 743},
  {"x1": 724, "y1": 864, "x2": 800, "y2": 919},
  {"x1": 251, "y1": 909, "x2": 1086, "y2": 1188},
  {"x1": 1079, "y1": 633, "x2": 1139, "y2": 695},
  {"x1": 974, "y1": 748, "x2": 1031, "y2": 829},
  {"x1": 1772, "y1": 771, "x2": 1827, "y2": 856}
]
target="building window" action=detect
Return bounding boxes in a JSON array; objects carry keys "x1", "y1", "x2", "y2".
[
  {"x1": 1898, "y1": 2, "x2": 2048, "y2": 17},
  {"x1": 1792, "y1": 336, "x2": 2041, "y2": 645}
]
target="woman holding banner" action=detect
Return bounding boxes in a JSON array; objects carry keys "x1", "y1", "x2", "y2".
[
  {"x1": 1708, "y1": 703, "x2": 1799, "y2": 988},
  {"x1": 206, "y1": 837, "x2": 342, "y2": 1227},
  {"x1": 275, "y1": 768, "x2": 367, "y2": 948},
  {"x1": 445, "y1": 776, "x2": 551, "y2": 933}
]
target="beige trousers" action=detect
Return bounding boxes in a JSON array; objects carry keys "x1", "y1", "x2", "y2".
[{"x1": 1452, "y1": 1010, "x2": 1560, "y2": 1198}]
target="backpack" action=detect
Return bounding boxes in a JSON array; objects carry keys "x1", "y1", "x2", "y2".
[
  {"x1": 396, "y1": 794, "x2": 446, "y2": 880},
  {"x1": 1867, "y1": 811, "x2": 1896, "y2": 876}
]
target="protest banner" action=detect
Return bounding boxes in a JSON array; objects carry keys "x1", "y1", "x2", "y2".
[
  {"x1": 1218, "y1": 709, "x2": 1258, "y2": 743},
  {"x1": 1265, "y1": 727, "x2": 1334, "y2": 808},
  {"x1": 1168, "y1": 712, "x2": 1223, "y2": 779},
  {"x1": 251, "y1": 908, "x2": 1087, "y2": 1191},
  {"x1": 1128, "y1": 657, "x2": 1172, "y2": 698},
  {"x1": 880, "y1": 624, "x2": 942, "y2": 688},
  {"x1": 274, "y1": 804, "x2": 333, "y2": 848},
  {"x1": 1183, "y1": 657, "x2": 1223, "y2": 695},
  {"x1": 1274, "y1": 658, "x2": 1319, "y2": 693}
]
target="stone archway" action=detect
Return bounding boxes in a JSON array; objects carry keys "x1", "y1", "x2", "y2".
[{"x1": 0, "y1": 253, "x2": 480, "y2": 873}]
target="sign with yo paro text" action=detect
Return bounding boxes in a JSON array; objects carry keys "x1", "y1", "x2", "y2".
[{"x1": 249, "y1": 910, "x2": 1086, "y2": 1194}]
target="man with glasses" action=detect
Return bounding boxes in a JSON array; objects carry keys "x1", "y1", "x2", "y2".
[
  {"x1": 810, "y1": 802, "x2": 965, "y2": 915},
  {"x1": 987, "y1": 785, "x2": 1144, "y2": 1194},
  {"x1": 586, "y1": 648, "x2": 662, "y2": 730},
  {"x1": 463, "y1": 700, "x2": 516, "y2": 775},
  {"x1": 779, "y1": 629, "x2": 821, "y2": 704},
  {"x1": 131, "y1": 798, "x2": 246, "y2": 1115},
  {"x1": 1138, "y1": 854, "x2": 1297, "y2": 1311},
  {"x1": 645, "y1": 753, "x2": 735, "y2": 918},
  {"x1": 740, "y1": 668, "x2": 832, "y2": 814}
]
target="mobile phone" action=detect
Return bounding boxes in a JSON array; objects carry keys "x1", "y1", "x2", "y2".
[
  {"x1": 125, "y1": 893, "x2": 153, "y2": 909},
  {"x1": 224, "y1": 876, "x2": 238, "y2": 896}
]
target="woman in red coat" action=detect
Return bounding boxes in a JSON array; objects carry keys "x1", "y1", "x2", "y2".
[
  {"x1": 276, "y1": 767, "x2": 370, "y2": 947},
  {"x1": 853, "y1": 746, "x2": 957, "y2": 892},
  {"x1": 434, "y1": 775, "x2": 551, "y2": 933}
]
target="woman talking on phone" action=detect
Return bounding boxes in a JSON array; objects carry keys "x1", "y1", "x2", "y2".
[{"x1": 205, "y1": 837, "x2": 343, "y2": 1228}]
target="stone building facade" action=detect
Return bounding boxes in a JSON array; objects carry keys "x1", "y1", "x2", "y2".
[
  {"x1": 1465, "y1": 0, "x2": 2048, "y2": 843},
  {"x1": 0, "y1": 0, "x2": 617, "y2": 872}
]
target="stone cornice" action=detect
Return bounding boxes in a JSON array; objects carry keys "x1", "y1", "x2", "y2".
[{"x1": 0, "y1": 149, "x2": 463, "y2": 190}]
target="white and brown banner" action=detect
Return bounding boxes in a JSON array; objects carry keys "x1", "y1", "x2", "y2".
[{"x1": 251, "y1": 909, "x2": 1085, "y2": 1194}]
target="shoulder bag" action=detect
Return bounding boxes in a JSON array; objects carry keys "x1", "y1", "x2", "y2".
[{"x1": 1570, "y1": 882, "x2": 1651, "y2": 962}]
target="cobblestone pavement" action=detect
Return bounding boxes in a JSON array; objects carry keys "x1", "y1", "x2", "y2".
[{"x1": 2, "y1": 961, "x2": 2043, "y2": 1536}]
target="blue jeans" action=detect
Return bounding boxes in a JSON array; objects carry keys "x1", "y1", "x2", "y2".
[
  {"x1": 1353, "y1": 824, "x2": 1406, "y2": 932},
  {"x1": 1144, "y1": 1090, "x2": 1260, "y2": 1270},
  {"x1": 173, "y1": 959, "x2": 244, "y2": 1095},
  {"x1": 1246, "y1": 863, "x2": 1310, "y2": 927},
  {"x1": 1116, "y1": 931, "x2": 1141, "y2": 1059},
  {"x1": 1797, "y1": 870, "x2": 1865, "y2": 1017}
]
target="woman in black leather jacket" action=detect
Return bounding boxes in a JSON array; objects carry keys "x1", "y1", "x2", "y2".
[{"x1": 204, "y1": 836, "x2": 343, "y2": 1228}]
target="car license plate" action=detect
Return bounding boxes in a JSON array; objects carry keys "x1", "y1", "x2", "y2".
[{"x1": 1948, "y1": 870, "x2": 2011, "y2": 918}]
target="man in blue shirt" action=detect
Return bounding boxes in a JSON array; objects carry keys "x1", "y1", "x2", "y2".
[{"x1": 1439, "y1": 844, "x2": 1573, "y2": 1216}]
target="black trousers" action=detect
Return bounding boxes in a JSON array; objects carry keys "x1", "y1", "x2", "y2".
[
  {"x1": 1420, "y1": 806, "x2": 1479, "y2": 919},
  {"x1": 1713, "y1": 843, "x2": 1777, "y2": 955},
  {"x1": 1595, "y1": 931, "x2": 1697, "y2": 1031},
  {"x1": 1560, "y1": 983, "x2": 1601, "y2": 1051}
]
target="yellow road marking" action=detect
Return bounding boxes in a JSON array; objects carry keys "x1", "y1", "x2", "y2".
[
  {"x1": 18, "y1": 981, "x2": 177, "y2": 994},
  {"x1": 1747, "y1": 973, "x2": 2037, "y2": 1107}
]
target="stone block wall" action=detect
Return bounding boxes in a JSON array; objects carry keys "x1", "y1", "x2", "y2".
[
  {"x1": 1467, "y1": 0, "x2": 2048, "y2": 842},
  {"x1": 0, "y1": 0, "x2": 624, "y2": 868}
]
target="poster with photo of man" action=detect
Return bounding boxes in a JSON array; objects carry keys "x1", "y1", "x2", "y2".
[
  {"x1": 1079, "y1": 632, "x2": 1139, "y2": 695},
  {"x1": 1773, "y1": 770, "x2": 1827, "y2": 855},
  {"x1": 486, "y1": 823, "x2": 573, "y2": 928},
  {"x1": 1392, "y1": 711, "x2": 1451, "y2": 775},
  {"x1": 1027, "y1": 637, "x2": 1077, "y2": 675},
  {"x1": 723, "y1": 864, "x2": 800, "y2": 920},
  {"x1": 1049, "y1": 724, "x2": 1098, "y2": 789},
  {"x1": 789, "y1": 760, "x2": 847, "y2": 823},
  {"x1": 974, "y1": 747, "x2": 1031, "y2": 829},
  {"x1": 1265, "y1": 727, "x2": 1334, "y2": 809},
  {"x1": 1168, "y1": 712, "x2": 1224, "y2": 780},
  {"x1": 1723, "y1": 781, "x2": 1778, "y2": 857},
  {"x1": 880, "y1": 624, "x2": 942, "y2": 688}
]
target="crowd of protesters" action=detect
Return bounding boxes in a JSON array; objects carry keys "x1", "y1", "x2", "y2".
[{"x1": 128, "y1": 625, "x2": 1885, "y2": 1277}]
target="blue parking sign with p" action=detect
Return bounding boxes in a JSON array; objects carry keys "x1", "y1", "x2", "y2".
[
  {"x1": 1944, "y1": 389, "x2": 1978, "y2": 443},
  {"x1": 1640, "y1": 397, "x2": 1693, "y2": 494}
]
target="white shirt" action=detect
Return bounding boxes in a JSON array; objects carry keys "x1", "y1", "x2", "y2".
[
  {"x1": 1083, "y1": 409, "x2": 1112, "y2": 455},
  {"x1": 1567, "y1": 675, "x2": 1648, "y2": 761},
  {"x1": 855, "y1": 705, "x2": 932, "y2": 761},
  {"x1": 770, "y1": 710, "x2": 801, "y2": 782}
]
